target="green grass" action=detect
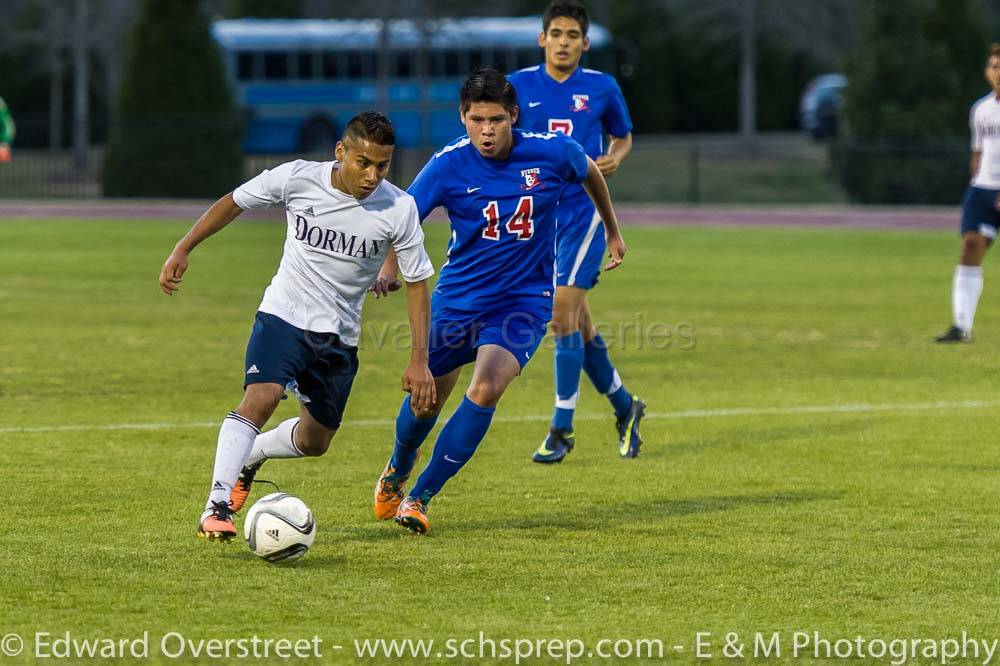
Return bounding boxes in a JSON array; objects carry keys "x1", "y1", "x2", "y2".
[{"x1": 1, "y1": 217, "x2": 998, "y2": 663}]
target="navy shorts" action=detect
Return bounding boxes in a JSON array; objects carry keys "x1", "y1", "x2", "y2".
[
  {"x1": 244, "y1": 312, "x2": 359, "y2": 430},
  {"x1": 960, "y1": 186, "x2": 1000, "y2": 239},
  {"x1": 556, "y1": 199, "x2": 606, "y2": 290},
  {"x1": 428, "y1": 302, "x2": 550, "y2": 377}
]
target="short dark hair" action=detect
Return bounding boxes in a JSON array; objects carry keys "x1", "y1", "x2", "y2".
[
  {"x1": 989, "y1": 43, "x2": 1000, "y2": 63},
  {"x1": 542, "y1": 0, "x2": 589, "y2": 36},
  {"x1": 460, "y1": 68, "x2": 518, "y2": 114},
  {"x1": 343, "y1": 110, "x2": 395, "y2": 146}
]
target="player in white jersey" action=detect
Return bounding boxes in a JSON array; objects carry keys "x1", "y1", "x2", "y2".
[
  {"x1": 158, "y1": 112, "x2": 437, "y2": 541},
  {"x1": 937, "y1": 44, "x2": 1000, "y2": 342}
]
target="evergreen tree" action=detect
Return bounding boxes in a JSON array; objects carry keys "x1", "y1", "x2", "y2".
[
  {"x1": 102, "y1": 0, "x2": 242, "y2": 197},
  {"x1": 834, "y1": 0, "x2": 988, "y2": 203},
  {"x1": 608, "y1": 0, "x2": 829, "y2": 133}
]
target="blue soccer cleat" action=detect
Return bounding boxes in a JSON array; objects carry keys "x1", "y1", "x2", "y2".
[
  {"x1": 616, "y1": 397, "x2": 646, "y2": 459},
  {"x1": 532, "y1": 428, "x2": 575, "y2": 464}
]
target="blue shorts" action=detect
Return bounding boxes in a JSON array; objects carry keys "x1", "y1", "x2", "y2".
[
  {"x1": 244, "y1": 312, "x2": 359, "y2": 430},
  {"x1": 428, "y1": 302, "x2": 550, "y2": 377},
  {"x1": 556, "y1": 199, "x2": 606, "y2": 290},
  {"x1": 961, "y1": 186, "x2": 1000, "y2": 239}
]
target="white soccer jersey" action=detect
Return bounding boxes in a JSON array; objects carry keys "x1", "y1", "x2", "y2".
[
  {"x1": 970, "y1": 93, "x2": 1000, "y2": 189},
  {"x1": 232, "y1": 160, "x2": 434, "y2": 346}
]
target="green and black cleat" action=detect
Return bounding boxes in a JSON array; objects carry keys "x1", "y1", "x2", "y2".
[
  {"x1": 616, "y1": 397, "x2": 647, "y2": 459},
  {"x1": 532, "y1": 428, "x2": 575, "y2": 464}
]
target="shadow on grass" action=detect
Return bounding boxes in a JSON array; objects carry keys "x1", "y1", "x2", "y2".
[
  {"x1": 465, "y1": 490, "x2": 840, "y2": 532},
  {"x1": 340, "y1": 490, "x2": 840, "y2": 540},
  {"x1": 337, "y1": 523, "x2": 441, "y2": 542},
  {"x1": 216, "y1": 549, "x2": 349, "y2": 569}
]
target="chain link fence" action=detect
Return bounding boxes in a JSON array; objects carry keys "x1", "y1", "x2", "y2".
[{"x1": 0, "y1": 132, "x2": 972, "y2": 205}]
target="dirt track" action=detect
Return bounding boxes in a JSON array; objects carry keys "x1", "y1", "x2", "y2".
[{"x1": 0, "y1": 199, "x2": 958, "y2": 231}]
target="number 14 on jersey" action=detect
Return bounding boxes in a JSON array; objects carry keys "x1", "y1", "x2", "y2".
[{"x1": 482, "y1": 196, "x2": 535, "y2": 241}]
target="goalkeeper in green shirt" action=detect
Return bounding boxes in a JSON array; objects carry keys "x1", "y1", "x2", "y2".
[{"x1": 0, "y1": 96, "x2": 14, "y2": 162}]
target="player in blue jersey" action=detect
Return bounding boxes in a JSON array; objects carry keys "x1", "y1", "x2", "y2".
[
  {"x1": 371, "y1": 68, "x2": 627, "y2": 533},
  {"x1": 508, "y1": 0, "x2": 644, "y2": 464}
]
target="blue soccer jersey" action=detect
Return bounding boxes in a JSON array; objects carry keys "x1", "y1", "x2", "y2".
[
  {"x1": 509, "y1": 65, "x2": 633, "y2": 289},
  {"x1": 407, "y1": 129, "x2": 589, "y2": 312},
  {"x1": 508, "y1": 65, "x2": 633, "y2": 162}
]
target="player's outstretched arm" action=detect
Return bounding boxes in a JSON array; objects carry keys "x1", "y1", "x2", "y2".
[
  {"x1": 369, "y1": 247, "x2": 402, "y2": 299},
  {"x1": 594, "y1": 133, "x2": 633, "y2": 178},
  {"x1": 159, "y1": 193, "x2": 243, "y2": 295},
  {"x1": 401, "y1": 278, "x2": 436, "y2": 411},
  {"x1": 581, "y1": 157, "x2": 627, "y2": 271}
]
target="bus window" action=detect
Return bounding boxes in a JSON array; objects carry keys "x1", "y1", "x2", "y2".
[
  {"x1": 394, "y1": 51, "x2": 415, "y2": 79},
  {"x1": 237, "y1": 52, "x2": 256, "y2": 81},
  {"x1": 515, "y1": 48, "x2": 537, "y2": 70},
  {"x1": 296, "y1": 52, "x2": 315, "y2": 80},
  {"x1": 322, "y1": 52, "x2": 340, "y2": 79},
  {"x1": 490, "y1": 48, "x2": 509, "y2": 73},
  {"x1": 263, "y1": 51, "x2": 288, "y2": 80},
  {"x1": 468, "y1": 49, "x2": 484, "y2": 71},
  {"x1": 345, "y1": 51, "x2": 376, "y2": 79},
  {"x1": 445, "y1": 49, "x2": 463, "y2": 77},
  {"x1": 431, "y1": 49, "x2": 464, "y2": 78}
]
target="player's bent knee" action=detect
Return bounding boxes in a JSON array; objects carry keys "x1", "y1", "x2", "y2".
[
  {"x1": 961, "y1": 236, "x2": 989, "y2": 265},
  {"x1": 550, "y1": 317, "x2": 579, "y2": 337},
  {"x1": 293, "y1": 416, "x2": 336, "y2": 456},
  {"x1": 467, "y1": 379, "x2": 505, "y2": 407},
  {"x1": 236, "y1": 383, "x2": 284, "y2": 427},
  {"x1": 296, "y1": 436, "x2": 332, "y2": 457}
]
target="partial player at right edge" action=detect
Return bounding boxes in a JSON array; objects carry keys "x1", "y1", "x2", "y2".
[{"x1": 937, "y1": 43, "x2": 1000, "y2": 343}]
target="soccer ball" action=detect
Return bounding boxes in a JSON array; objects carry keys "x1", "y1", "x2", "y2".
[{"x1": 244, "y1": 493, "x2": 316, "y2": 563}]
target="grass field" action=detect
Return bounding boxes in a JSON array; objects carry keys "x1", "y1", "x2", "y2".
[{"x1": 2, "y1": 216, "x2": 999, "y2": 664}]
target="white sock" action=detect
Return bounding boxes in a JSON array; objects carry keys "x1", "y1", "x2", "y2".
[
  {"x1": 206, "y1": 411, "x2": 261, "y2": 509},
  {"x1": 952, "y1": 265, "x2": 984, "y2": 333},
  {"x1": 245, "y1": 417, "x2": 303, "y2": 467}
]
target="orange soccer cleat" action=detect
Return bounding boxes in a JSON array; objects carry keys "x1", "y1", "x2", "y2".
[
  {"x1": 373, "y1": 455, "x2": 417, "y2": 520},
  {"x1": 229, "y1": 461, "x2": 265, "y2": 513},
  {"x1": 394, "y1": 493, "x2": 431, "y2": 534},
  {"x1": 197, "y1": 501, "x2": 237, "y2": 541}
]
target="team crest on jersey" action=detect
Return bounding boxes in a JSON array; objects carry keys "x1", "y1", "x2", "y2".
[
  {"x1": 520, "y1": 167, "x2": 544, "y2": 190},
  {"x1": 571, "y1": 94, "x2": 591, "y2": 113}
]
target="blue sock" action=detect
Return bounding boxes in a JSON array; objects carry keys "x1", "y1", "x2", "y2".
[
  {"x1": 583, "y1": 333, "x2": 633, "y2": 417},
  {"x1": 409, "y1": 396, "x2": 496, "y2": 501},
  {"x1": 390, "y1": 395, "x2": 438, "y2": 477},
  {"x1": 552, "y1": 331, "x2": 584, "y2": 431}
]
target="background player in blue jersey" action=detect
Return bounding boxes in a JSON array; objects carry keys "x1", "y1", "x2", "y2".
[
  {"x1": 372, "y1": 68, "x2": 627, "y2": 533},
  {"x1": 508, "y1": 0, "x2": 644, "y2": 464}
]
